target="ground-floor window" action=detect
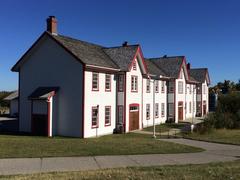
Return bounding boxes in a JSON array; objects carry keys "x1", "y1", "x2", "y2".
[
  {"x1": 189, "y1": 102, "x2": 192, "y2": 113},
  {"x1": 105, "y1": 106, "x2": 111, "y2": 126},
  {"x1": 146, "y1": 104, "x2": 150, "y2": 120},
  {"x1": 161, "y1": 103, "x2": 165, "y2": 117},
  {"x1": 117, "y1": 105, "x2": 124, "y2": 124},
  {"x1": 92, "y1": 106, "x2": 98, "y2": 128},
  {"x1": 155, "y1": 103, "x2": 159, "y2": 118},
  {"x1": 168, "y1": 103, "x2": 174, "y2": 117}
]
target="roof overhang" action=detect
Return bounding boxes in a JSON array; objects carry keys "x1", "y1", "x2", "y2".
[{"x1": 29, "y1": 87, "x2": 59, "y2": 100}]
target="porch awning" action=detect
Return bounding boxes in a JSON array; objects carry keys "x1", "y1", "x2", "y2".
[{"x1": 29, "y1": 87, "x2": 59, "y2": 100}]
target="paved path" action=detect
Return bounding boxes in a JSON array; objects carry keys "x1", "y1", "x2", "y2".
[{"x1": 0, "y1": 138, "x2": 239, "y2": 176}]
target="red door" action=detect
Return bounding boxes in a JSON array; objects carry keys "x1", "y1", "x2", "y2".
[{"x1": 178, "y1": 102, "x2": 183, "y2": 121}]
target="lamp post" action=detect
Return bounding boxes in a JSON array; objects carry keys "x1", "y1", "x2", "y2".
[{"x1": 148, "y1": 75, "x2": 156, "y2": 138}]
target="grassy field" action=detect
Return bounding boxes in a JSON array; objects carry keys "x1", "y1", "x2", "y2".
[
  {"x1": 184, "y1": 129, "x2": 240, "y2": 145},
  {"x1": 2, "y1": 160, "x2": 240, "y2": 180},
  {"x1": 143, "y1": 123, "x2": 187, "y2": 133},
  {"x1": 0, "y1": 133, "x2": 202, "y2": 158}
]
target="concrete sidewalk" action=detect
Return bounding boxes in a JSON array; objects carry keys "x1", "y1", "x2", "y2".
[{"x1": 0, "y1": 138, "x2": 239, "y2": 176}]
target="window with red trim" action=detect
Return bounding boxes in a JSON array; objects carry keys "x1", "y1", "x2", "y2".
[
  {"x1": 118, "y1": 75, "x2": 124, "y2": 92},
  {"x1": 105, "y1": 74, "x2": 111, "y2": 91},
  {"x1": 105, "y1": 106, "x2": 111, "y2": 126},
  {"x1": 131, "y1": 76, "x2": 138, "y2": 92},
  {"x1": 92, "y1": 72, "x2": 99, "y2": 91},
  {"x1": 92, "y1": 106, "x2": 98, "y2": 128},
  {"x1": 178, "y1": 81, "x2": 183, "y2": 94}
]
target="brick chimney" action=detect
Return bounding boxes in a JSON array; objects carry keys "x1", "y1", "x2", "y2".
[{"x1": 46, "y1": 16, "x2": 57, "y2": 35}]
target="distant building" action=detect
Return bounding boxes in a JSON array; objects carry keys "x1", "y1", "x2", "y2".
[{"x1": 4, "y1": 91, "x2": 18, "y2": 117}]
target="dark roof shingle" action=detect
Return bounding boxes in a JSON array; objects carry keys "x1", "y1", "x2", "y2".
[
  {"x1": 147, "y1": 56, "x2": 185, "y2": 78},
  {"x1": 103, "y1": 45, "x2": 139, "y2": 71},
  {"x1": 189, "y1": 68, "x2": 208, "y2": 83},
  {"x1": 51, "y1": 34, "x2": 119, "y2": 69}
]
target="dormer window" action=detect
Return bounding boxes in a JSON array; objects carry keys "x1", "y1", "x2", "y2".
[{"x1": 132, "y1": 60, "x2": 137, "y2": 70}]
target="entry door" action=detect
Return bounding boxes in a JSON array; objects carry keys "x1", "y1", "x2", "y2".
[
  {"x1": 129, "y1": 104, "x2": 139, "y2": 131},
  {"x1": 178, "y1": 102, "x2": 183, "y2": 121}
]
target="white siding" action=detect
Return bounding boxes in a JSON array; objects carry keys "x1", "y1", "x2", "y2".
[
  {"x1": 19, "y1": 36, "x2": 84, "y2": 137},
  {"x1": 84, "y1": 71, "x2": 116, "y2": 138},
  {"x1": 125, "y1": 56, "x2": 143, "y2": 132},
  {"x1": 142, "y1": 79, "x2": 167, "y2": 127}
]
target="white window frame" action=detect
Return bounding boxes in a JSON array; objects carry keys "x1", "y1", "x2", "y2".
[
  {"x1": 155, "y1": 103, "x2": 159, "y2": 118},
  {"x1": 178, "y1": 81, "x2": 183, "y2": 94},
  {"x1": 131, "y1": 76, "x2": 138, "y2": 92}
]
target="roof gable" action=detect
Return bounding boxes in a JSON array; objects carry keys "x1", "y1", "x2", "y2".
[
  {"x1": 147, "y1": 56, "x2": 188, "y2": 80},
  {"x1": 12, "y1": 31, "x2": 120, "y2": 72},
  {"x1": 189, "y1": 68, "x2": 210, "y2": 85}
]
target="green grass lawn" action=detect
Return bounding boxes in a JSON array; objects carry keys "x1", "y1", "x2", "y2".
[
  {"x1": 143, "y1": 123, "x2": 188, "y2": 133},
  {"x1": 0, "y1": 133, "x2": 203, "y2": 158},
  {"x1": 2, "y1": 160, "x2": 240, "y2": 180},
  {"x1": 184, "y1": 129, "x2": 240, "y2": 145}
]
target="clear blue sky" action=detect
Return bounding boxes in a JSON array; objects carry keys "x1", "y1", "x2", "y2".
[{"x1": 0, "y1": 0, "x2": 240, "y2": 91}]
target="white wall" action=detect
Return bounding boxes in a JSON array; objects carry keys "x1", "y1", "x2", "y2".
[
  {"x1": 125, "y1": 56, "x2": 143, "y2": 132},
  {"x1": 142, "y1": 79, "x2": 167, "y2": 127},
  {"x1": 84, "y1": 71, "x2": 116, "y2": 138},
  {"x1": 185, "y1": 84, "x2": 196, "y2": 119},
  {"x1": 202, "y1": 80, "x2": 209, "y2": 114},
  {"x1": 19, "y1": 35, "x2": 84, "y2": 137},
  {"x1": 175, "y1": 69, "x2": 186, "y2": 122}
]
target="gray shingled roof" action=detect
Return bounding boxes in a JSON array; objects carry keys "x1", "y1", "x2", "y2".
[
  {"x1": 147, "y1": 56, "x2": 185, "y2": 78},
  {"x1": 144, "y1": 59, "x2": 166, "y2": 76},
  {"x1": 4, "y1": 91, "x2": 18, "y2": 100},
  {"x1": 189, "y1": 68, "x2": 208, "y2": 83},
  {"x1": 51, "y1": 33, "x2": 119, "y2": 69},
  {"x1": 103, "y1": 45, "x2": 139, "y2": 71}
]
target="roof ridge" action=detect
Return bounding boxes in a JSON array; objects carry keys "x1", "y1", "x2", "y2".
[
  {"x1": 51, "y1": 32, "x2": 106, "y2": 48},
  {"x1": 103, "y1": 44, "x2": 139, "y2": 49}
]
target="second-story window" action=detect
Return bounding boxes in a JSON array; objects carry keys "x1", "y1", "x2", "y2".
[
  {"x1": 118, "y1": 75, "x2": 124, "y2": 92},
  {"x1": 131, "y1": 76, "x2": 138, "y2": 92},
  {"x1": 105, "y1": 74, "x2": 111, "y2": 91},
  {"x1": 92, "y1": 72, "x2": 99, "y2": 91},
  {"x1": 146, "y1": 79, "x2": 151, "y2": 93},
  {"x1": 155, "y1": 80, "x2": 159, "y2": 93},
  {"x1": 168, "y1": 81, "x2": 174, "y2": 93},
  {"x1": 132, "y1": 60, "x2": 137, "y2": 70},
  {"x1": 161, "y1": 81, "x2": 165, "y2": 93},
  {"x1": 178, "y1": 81, "x2": 183, "y2": 94}
]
